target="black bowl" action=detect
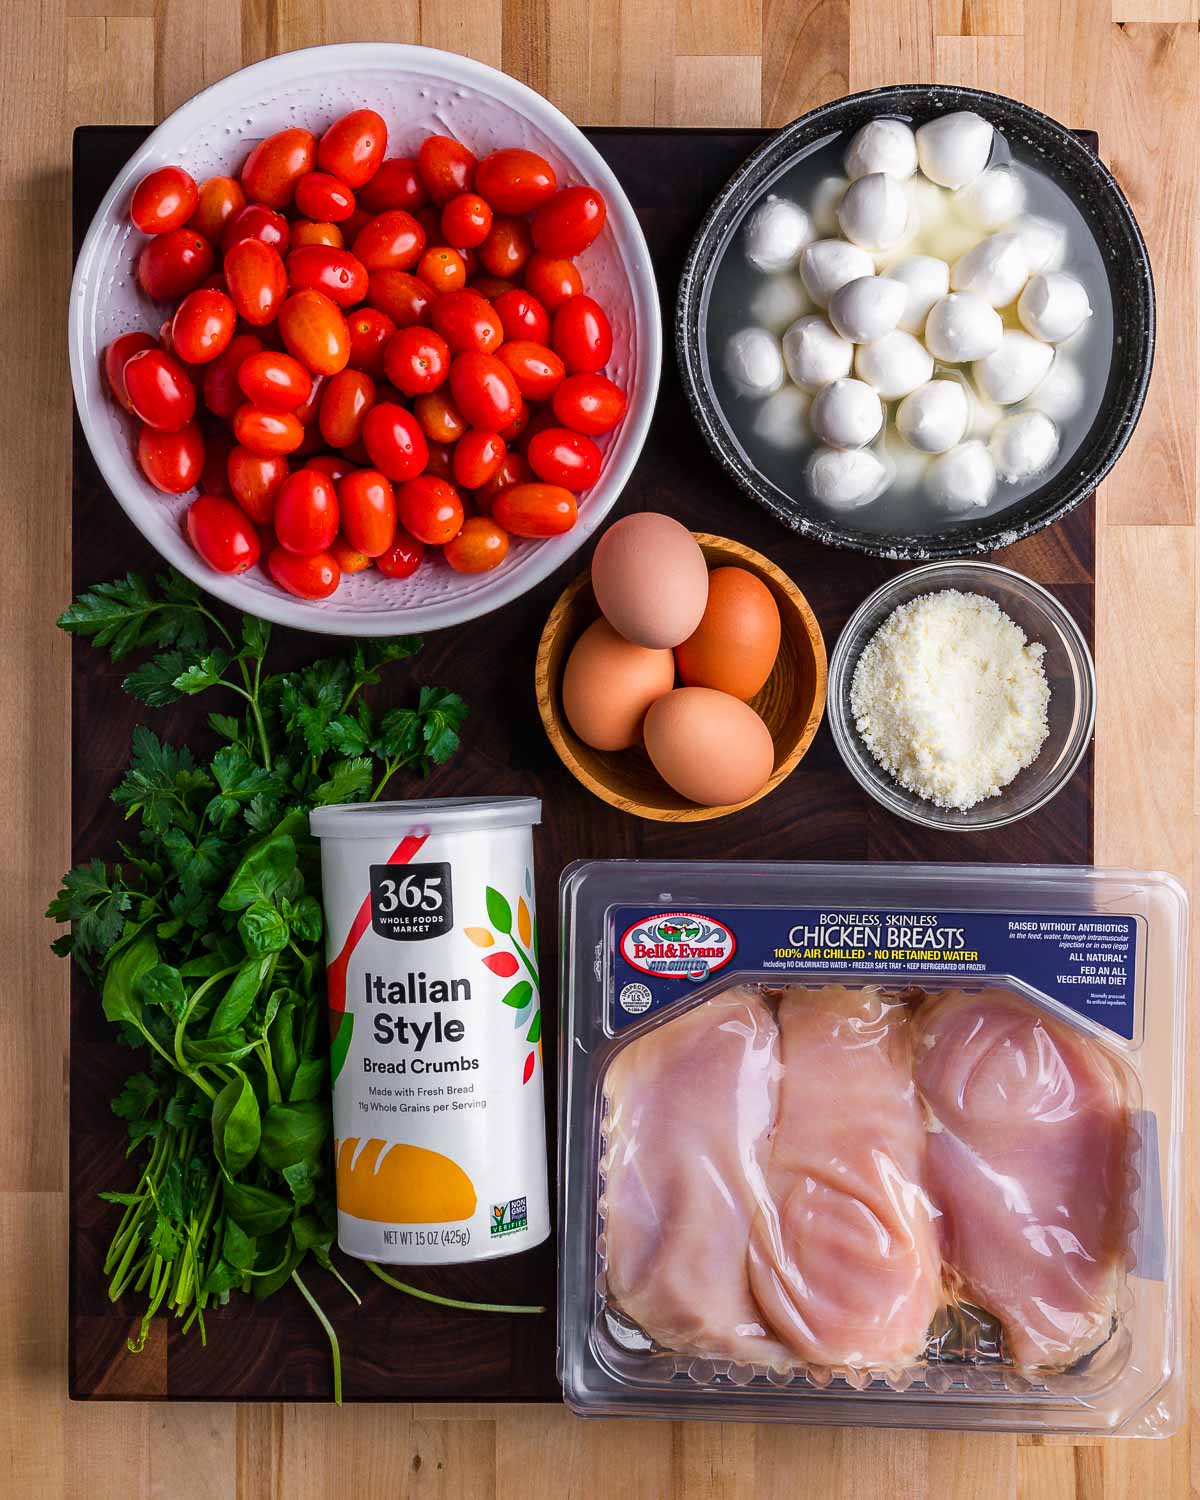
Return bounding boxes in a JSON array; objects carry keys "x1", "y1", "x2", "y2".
[{"x1": 676, "y1": 84, "x2": 1155, "y2": 559}]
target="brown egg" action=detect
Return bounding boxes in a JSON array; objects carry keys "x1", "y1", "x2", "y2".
[
  {"x1": 643, "y1": 687, "x2": 776, "y2": 807},
  {"x1": 562, "y1": 618, "x2": 676, "y2": 751},
  {"x1": 675, "y1": 567, "x2": 782, "y2": 701},
  {"x1": 591, "y1": 512, "x2": 709, "y2": 648}
]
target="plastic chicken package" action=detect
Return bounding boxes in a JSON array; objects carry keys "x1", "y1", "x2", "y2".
[{"x1": 557, "y1": 862, "x2": 1187, "y2": 1434}]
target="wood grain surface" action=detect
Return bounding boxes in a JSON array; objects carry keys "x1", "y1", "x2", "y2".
[{"x1": 3, "y1": 2, "x2": 1196, "y2": 1497}]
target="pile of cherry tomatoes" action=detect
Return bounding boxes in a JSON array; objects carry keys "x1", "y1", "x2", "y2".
[{"x1": 104, "y1": 109, "x2": 629, "y2": 599}]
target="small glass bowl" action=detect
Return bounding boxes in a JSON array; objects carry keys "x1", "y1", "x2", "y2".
[{"x1": 827, "y1": 560, "x2": 1096, "y2": 832}]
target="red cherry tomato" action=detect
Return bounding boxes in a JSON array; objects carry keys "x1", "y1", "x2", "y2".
[
  {"x1": 236, "y1": 351, "x2": 313, "y2": 412},
  {"x1": 274, "y1": 468, "x2": 340, "y2": 554},
  {"x1": 499, "y1": 398, "x2": 530, "y2": 443},
  {"x1": 416, "y1": 245, "x2": 467, "y2": 294},
  {"x1": 396, "y1": 475, "x2": 465, "y2": 545},
  {"x1": 423, "y1": 442, "x2": 454, "y2": 481},
  {"x1": 352, "y1": 210, "x2": 426, "y2": 272},
  {"x1": 532, "y1": 185, "x2": 607, "y2": 257},
  {"x1": 278, "y1": 290, "x2": 350, "y2": 376},
  {"x1": 291, "y1": 219, "x2": 344, "y2": 250},
  {"x1": 227, "y1": 446, "x2": 289, "y2": 523},
  {"x1": 137, "y1": 421, "x2": 204, "y2": 493},
  {"x1": 375, "y1": 530, "x2": 426, "y2": 578},
  {"x1": 552, "y1": 294, "x2": 613, "y2": 374},
  {"x1": 358, "y1": 157, "x2": 426, "y2": 213},
  {"x1": 137, "y1": 228, "x2": 214, "y2": 301},
  {"x1": 362, "y1": 402, "x2": 429, "y2": 481},
  {"x1": 131, "y1": 166, "x2": 198, "y2": 234},
  {"x1": 412, "y1": 390, "x2": 467, "y2": 445},
  {"x1": 337, "y1": 468, "x2": 397, "y2": 556},
  {"x1": 475, "y1": 451, "x2": 532, "y2": 514},
  {"x1": 346, "y1": 307, "x2": 396, "y2": 376},
  {"x1": 123, "y1": 348, "x2": 196, "y2": 431},
  {"x1": 223, "y1": 238, "x2": 288, "y2": 327},
  {"x1": 190, "y1": 176, "x2": 245, "y2": 243},
  {"x1": 221, "y1": 203, "x2": 290, "y2": 254},
  {"x1": 448, "y1": 352, "x2": 521, "y2": 430},
  {"x1": 241, "y1": 127, "x2": 317, "y2": 209},
  {"x1": 527, "y1": 425, "x2": 602, "y2": 490},
  {"x1": 440, "y1": 192, "x2": 493, "y2": 251},
  {"x1": 268, "y1": 546, "x2": 340, "y2": 598},
  {"x1": 493, "y1": 288, "x2": 551, "y2": 345},
  {"x1": 317, "y1": 109, "x2": 388, "y2": 189},
  {"x1": 444, "y1": 516, "x2": 511, "y2": 573},
  {"x1": 187, "y1": 494, "x2": 261, "y2": 573},
  {"x1": 524, "y1": 252, "x2": 583, "y2": 312},
  {"x1": 330, "y1": 537, "x2": 370, "y2": 573},
  {"x1": 233, "y1": 404, "x2": 306, "y2": 456},
  {"x1": 417, "y1": 135, "x2": 476, "y2": 205},
  {"x1": 496, "y1": 340, "x2": 566, "y2": 402},
  {"x1": 319, "y1": 369, "x2": 376, "y2": 448},
  {"x1": 201, "y1": 332, "x2": 262, "y2": 418},
  {"x1": 170, "y1": 288, "x2": 236, "y2": 364},
  {"x1": 475, "y1": 149, "x2": 557, "y2": 215},
  {"x1": 478, "y1": 216, "x2": 533, "y2": 280},
  {"x1": 365, "y1": 269, "x2": 433, "y2": 327},
  {"x1": 429, "y1": 289, "x2": 503, "y2": 355},
  {"x1": 103, "y1": 331, "x2": 157, "y2": 412},
  {"x1": 294, "y1": 171, "x2": 355, "y2": 222},
  {"x1": 552, "y1": 372, "x2": 628, "y2": 434},
  {"x1": 286, "y1": 245, "x2": 368, "y2": 308},
  {"x1": 469, "y1": 274, "x2": 517, "y2": 301},
  {"x1": 452, "y1": 429, "x2": 505, "y2": 490},
  {"x1": 307, "y1": 453, "x2": 354, "y2": 483},
  {"x1": 383, "y1": 326, "x2": 451, "y2": 396},
  {"x1": 293, "y1": 372, "x2": 326, "y2": 427},
  {"x1": 493, "y1": 481, "x2": 578, "y2": 536}
]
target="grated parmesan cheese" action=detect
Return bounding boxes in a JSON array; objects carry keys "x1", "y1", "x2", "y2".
[{"x1": 850, "y1": 589, "x2": 1050, "y2": 811}]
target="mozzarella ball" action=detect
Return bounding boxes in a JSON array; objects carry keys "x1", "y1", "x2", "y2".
[
  {"x1": 1017, "y1": 271, "x2": 1092, "y2": 343},
  {"x1": 904, "y1": 176, "x2": 952, "y2": 237},
  {"x1": 888, "y1": 255, "x2": 951, "y2": 334},
  {"x1": 807, "y1": 446, "x2": 889, "y2": 509},
  {"x1": 744, "y1": 194, "x2": 814, "y2": 272},
  {"x1": 828, "y1": 275, "x2": 906, "y2": 343},
  {"x1": 973, "y1": 330, "x2": 1054, "y2": 404},
  {"x1": 968, "y1": 390, "x2": 1005, "y2": 440},
  {"x1": 954, "y1": 165, "x2": 1026, "y2": 229},
  {"x1": 844, "y1": 118, "x2": 918, "y2": 181},
  {"x1": 1013, "y1": 214, "x2": 1066, "y2": 274},
  {"x1": 811, "y1": 176, "x2": 849, "y2": 236},
  {"x1": 1022, "y1": 354, "x2": 1085, "y2": 421},
  {"x1": 854, "y1": 330, "x2": 934, "y2": 399},
  {"x1": 811, "y1": 378, "x2": 884, "y2": 449},
  {"x1": 924, "y1": 292, "x2": 1004, "y2": 363},
  {"x1": 750, "y1": 274, "x2": 813, "y2": 334},
  {"x1": 781, "y1": 315, "x2": 854, "y2": 392},
  {"x1": 723, "y1": 327, "x2": 784, "y2": 395},
  {"x1": 950, "y1": 231, "x2": 1030, "y2": 307},
  {"x1": 837, "y1": 173, "x2": 911, "y2": 250},
  {"x1": 895, "y1": 379, "x2": 970, "y2": 454},
  {"x1": 915, "y1": 111, "x2": 995, "y2": 189},
  {"x1": 989, "y1": 410, "x2": 1060, "y2": 482},
  {"x1": 927, "y1": 441, "x2": 997, "y2": 512},
  {"x1": 799, "y1": 239, "x2": 876, "y2": 308},
  {"x1": 752, "y1": 384, "x2": 811, "y2": 449}
]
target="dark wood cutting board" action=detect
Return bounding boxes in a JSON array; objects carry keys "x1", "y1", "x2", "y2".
[{"x1": 70, "y1": 125, "x2": 1096, "y2": 1402}]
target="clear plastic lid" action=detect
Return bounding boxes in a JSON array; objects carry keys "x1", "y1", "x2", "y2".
[{"x1": 310, "y1": 796, "x2": 541, "y2": 839}]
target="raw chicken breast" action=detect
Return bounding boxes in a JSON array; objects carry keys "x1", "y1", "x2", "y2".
[
  {"x1": 602, "y1": 988, "x2": 788, "y2": 1364},
  {"x1": 913, "y1": 988, "x2": 1128, "y2": 1370},
  {"x1": 748, "y1": 986, "x2": 941, "y2": 1368}
]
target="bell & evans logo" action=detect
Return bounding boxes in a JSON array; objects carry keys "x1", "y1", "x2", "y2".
[{"x1": 619, "y1": 911, "x2": 736, "y2": 980}]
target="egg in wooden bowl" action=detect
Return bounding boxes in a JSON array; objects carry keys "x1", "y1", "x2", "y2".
[{"x1": 535, "y1": 531, "x2": 828, "y2": 821}]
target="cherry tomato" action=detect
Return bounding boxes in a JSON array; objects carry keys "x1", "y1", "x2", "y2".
[
  {"x1": 337, "y1": 468, "x2": 397, "y2": 556},
  {"x1": 493, "y1": 288, "x2": 551, "y2": 345},
  {"x1": 475, "y1": 451, "x2": 532, "y2": 514},
  {"x1": 470, "y1": 274, "x2": 517, "y2": 301},
  {"x1": 376, "y1": 530, "x2": 426, "y2": 578},
  {"x1": 452, "y1": 429, "x2": 505, "y2": 490},
  {"x1": 396, "y1": 475, "x2": 464, "y2": 545},
  {"x1": 532, "y1": 185, "x2": 607, "y2": 257},
  {"x1": 358, "y1": 157, "x2": 426, "y2": 213},
  {"x1": 241, "y1": 127, "x2": 317, "y2": 209},
  {"x1": 362, "y1": 402, "x2": 429, "y2": 481},
  {"x1": 448, "y1": 352, "x2": 521, "y2": 430},
  {"x1": 552, "y1": 294, "x2": 613, "y2": 374},
  {"x1": 383, "y1": 327, "x2": 450, "y2": 397},
  {"x1": 346, "y1": 307, "x2": 396, "y2": 376},
  {"x1": 137, "y1": 228, "x2": 214, "y2": 301},
  {"x1": 187, "y1": 494, "x2": 261, "y2": 573},
  {"x1": 496, "y1": 340, "x2": 565, "y2": 402},
  {"x1": 189, "y1": 175, "x2": 245, "y2": 243},
  {"x1": 317, "y1": 109, "x2": 388, "y2": 189},
  {"x1": 291, "y1": 170, "x2": 353, "y2": 223},
  {"x1": 365, "y1": 269, "x2": 432, "y2": 327},
  {"x1": 498, "y1": 397, "x2": 530, "y2": 443},
  {"x1": 274, "y1": 468, "x2": 340, "y2": 554},
  {"x1": 223, "y1": 238, "x2": 288, "y2": 327},
  {"x1": 524, "y1": 251, "x2": 583, "y2": 312},
  {"x1": 444, "y1": 515, "x2": 510, "y2": 573},
  {"x1": 417, "y1": 135, "x2": 476, "y2": 205},
  {"x1": 268, "y1": 546, "x2": 340, "y2": 598},
  {"x1": 293, "y1": 371, "x2": 325, "y2": 427},
  {"x1": 286, "y1": 245, "x2": 368, "y2": 308},
  {"x1": 291, "y1": 219, "x2": 344, "y2": 250},
  {"x1": 199, "y1": 425, "x2": 235, "y2": 496},
  {"x1": 227, "y1": 446, "x2": 289, "y2": 523},
  {"x1": 527, "y1": 425, "x2": 602, "y2": 491},
  {"x1": 137, "y1": 420, "x2": 204, "y2": 493},
  {"x1": 413, "y1": 391, "x2": 466, "y2": 445},
  {"x1": 307, "y1": 453, "x2": 354, "y2": 483},
  {"x1": 478, "y1": 216, "x2": 533, "y2": 280},
  {"x1": 430, "y1": 289, "x2": 503, "y2": 354},
  {"x1": 475, "y1": 148, "x2": 557, "y2": 215},
  {"x1": 170, "y1": 288, "x2": 236, "y2": 364},
  {"x1": 221, "y1": 202, "x2": 290, "y2": 254},
  {"x1": 201, "y1": 332, "x2": 262, "y2": 418},
  {"x1": 416, "y1": 245, "x2": 467, "y2": 294},
  {"x1": 278, "y1": 290, "x2": 350, "y2": 376},
  {"x1": 123, "y1": 348, "x2": 196, "y2": 431},
  {"x1": 131, "y1": 166, "x2": 198, "y2": 234},
  {"x1": 331, "y1": 537, "x2": 371, "y2": 573},
  {"x1": 319, "y1": 369, "x2": 376, "y2": 448},
  {"x1": 104, "y1": 331, "x2": 157, "y2": 413},
  {"x1": 552, "y1": 372, "x2": 627, "y2": 435},
  {"x1": 352, "y1": 210, "x2": 425, "y2": 272},
  {"x1": 423, "y1": 442, "x2": 454, "y2": 480},
  {"x1": 493, "y1": 481, "x2": 577, "y2": 536},
  {"x1": 440, "y1": 192, "x2": 493, "y2": 249},
  {"x1": 233, "y1": 404, "x2": 306, "y2": 456},
  {"x1": 236, "y1": 351, "x2": 313, "y2": 412}
]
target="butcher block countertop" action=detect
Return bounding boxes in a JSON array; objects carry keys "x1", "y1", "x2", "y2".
[{"x1": 3, "y1": 1, "x2": 1196, "y2": 1497}]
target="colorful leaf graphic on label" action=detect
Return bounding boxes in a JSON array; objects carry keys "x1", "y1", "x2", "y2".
[
  {"x1": 483, "y1": 951, "x2": 519, "y2": 978},
  {"x1": 329, "y1": 1011, "x2": 354, "y2": 1085},
  {"x1": 501, "y1": 980, "x2": 533, "y2": 1009},
  {"x1": 485, "y1": 886, "x2": 512, "y2": 934},
  {"x1": 526, "y1": 1010, "x2": 542, "y2": 1045},
  {"x1": 522, "y1": 1051, "x2": 535, "y2": 1084},
  {"x1": 517, "y1": 897, "x2": 532, "y2": 946},
  {"x1": 524, "y1": 868, "x2": 532, "y2": 897},
  {"x1": 463, "y1": 926, "x2": 494, "y2": 948},
  {"x1": 513, "y1": 1003, "x2": 532, "y2": 1028}
]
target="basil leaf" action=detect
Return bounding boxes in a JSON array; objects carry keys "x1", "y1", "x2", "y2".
[
  {"x1": 238, "y1": 901, "x2": 289, "y2": 955},
  {"x1": 222, "y1": 1180, "x2": 293, "y2": 1237},
  {"x1": 218, "y1": 834, "x2": 297, "y2": 912},
  {"x1": 258, "y1": 1101, "x2": 330, "y2": 1171},
  {"x1": 100, "y1": 930, "x2": 158, "y2": 1027},
  {"x1": 208, "y1": 955, "x2": 272, "y2": 1036},
  {"x1": 211, "y1": 1073, "x2": 261, "y2": 1179},
  {"x1": 288, "y1": 1057, "x2": 327, "y2": 1103}
]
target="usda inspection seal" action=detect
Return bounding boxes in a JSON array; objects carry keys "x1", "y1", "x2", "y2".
[{"x1": 619, "y1": 983, "x2": 653, "y2": 1015}]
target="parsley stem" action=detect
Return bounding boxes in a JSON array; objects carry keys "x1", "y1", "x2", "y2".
[{"x1": 365, "y1": 1260, "x2": 545, "y2": 1315}]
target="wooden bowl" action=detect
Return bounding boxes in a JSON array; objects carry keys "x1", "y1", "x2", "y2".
[{"x1": 535, "y1": 533, "x2": 828, "y2": 822}]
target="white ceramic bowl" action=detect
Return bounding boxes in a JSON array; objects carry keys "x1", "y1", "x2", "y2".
[{"x1": 69, "y1": 44, "x2": 661, "y2": 635}]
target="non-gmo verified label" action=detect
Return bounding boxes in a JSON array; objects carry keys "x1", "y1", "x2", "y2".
[
  {"x1": 490, "y1": 1196, "x2": 528, "y2": 1236},
  {"x1": 369, "y1": 862, "x2": 453, "y2": 941}
]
